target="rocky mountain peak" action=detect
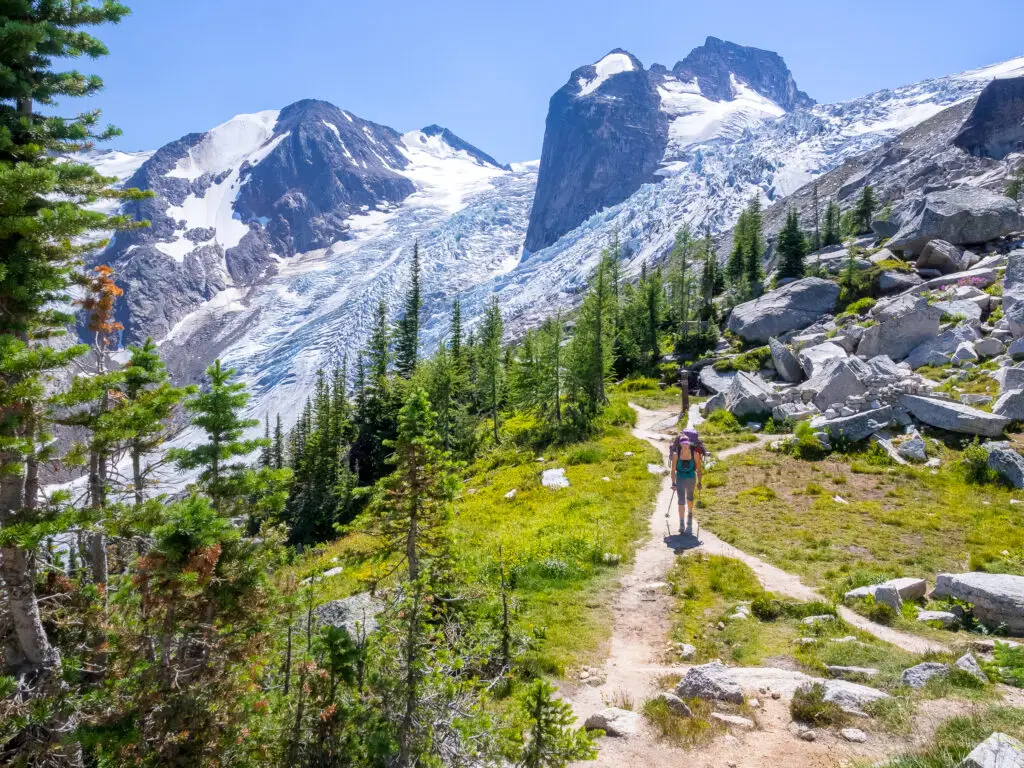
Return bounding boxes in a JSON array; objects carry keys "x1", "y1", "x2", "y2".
[
  {"x1": 954, "y1": 75, "x2": 1024, "y2": 160},
  {"x1": 671, "y1": 35, "x2": 815, "y2": 110},
  {"x1": 417, "y1": 124, "x2": 510, "y2": 170},
  {"x1": 568, "y1": 49, "x2": 646, "y2": 98}
]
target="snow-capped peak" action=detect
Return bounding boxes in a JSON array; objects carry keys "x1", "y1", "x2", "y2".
[
  {"x1": 166, "y1": 109, "x2": 281, "y2": 181},
  {"x1": 578, "y1": 51, "x2": 636, "y2": 96}
]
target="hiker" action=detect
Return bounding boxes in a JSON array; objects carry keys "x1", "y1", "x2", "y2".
[{"x1": 669, "y1": 427, "x2": 704, "y2": 536}]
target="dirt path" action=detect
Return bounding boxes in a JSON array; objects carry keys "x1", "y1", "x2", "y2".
[{"x1": 563, "y1": 405, "x2": 954, "y2": 767}]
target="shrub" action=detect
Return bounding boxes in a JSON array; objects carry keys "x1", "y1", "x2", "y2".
[
  {"x1": 603, "y1": 400, "x2": 637, "y2": 427},
  {"x1": 751, "y1": 596, "x2": 783, "y2": 621},
  {"x1": 566, "y1": 445, "x2": 605, "y2": 465},
  {"x1": 864, "y1": 596, "x2": 898, "y2": 626},
  {"x1": 844, "y1": 297, "x2": 876, "y2": 316},
  {"x1": 619, "y1": 377, "x2": 660, "y2": 392},
  {"x1": 500, "y1": 412, "x2": 543, "y2": 447},
  {"x1": 785, "y1": 421, "x2": 828, "y2": 460},
  {"x1": 705, "y1": 409, "x2": 742, "y2": 433},
  {"x1": 713, "y1": 346, "x2": 771, "y2": 373},
  {"x1": 961, "y1": 440, "x2": 1000, "y2": 485},
  {"x1": 790, "y1": 683, "x2": 848, "y2": 726}
]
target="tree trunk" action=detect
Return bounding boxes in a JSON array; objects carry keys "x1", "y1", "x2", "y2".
[
  {"x1": 87, "y1": 450, "x2": 107, "y2": 586},
  {"x1": 132, "y1": 441, "x2": 144, "y2": 506},
  {"x1": 397, "y1": 584, "x2": 422, "y2": 768}
]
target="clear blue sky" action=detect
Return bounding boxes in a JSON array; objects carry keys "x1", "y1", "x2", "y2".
[{"x1": 85, "y1": 0, "x2": 1024, "y2": 163}]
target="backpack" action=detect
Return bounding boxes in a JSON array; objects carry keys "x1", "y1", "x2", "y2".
[{"x1": 674, "y1": 437, "x2": 696, "y2": 478}]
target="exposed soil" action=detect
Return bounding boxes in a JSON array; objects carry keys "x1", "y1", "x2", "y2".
[{"x1": 563, "y1": 405, "x2": 998, "y2": 767}]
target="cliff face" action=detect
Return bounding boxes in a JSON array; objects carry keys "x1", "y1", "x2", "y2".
[
  {"x1": 523, "y1": 50, "x2": 668, "y2": 254},
  {"x1": 523, "y1": 39, "x2": 813, "y2": 254},
  {"x1": 954, "y1": 75, "x2": 1024, "y2": 160}
]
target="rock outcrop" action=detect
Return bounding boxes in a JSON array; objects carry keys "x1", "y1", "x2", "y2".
[
  {"x1": 888, "y1": 188, "x2": 1024, "y2": 255},
  {"x1": 727, "y1": 278, "x2": 840, "y2": 343},
  {"x1": 932, "y1": 572, "x2": 1024, "y2": 634},
  {"x1": 954, "y1": 76, "x2": 1024, "y2": 160},
  {"x1": 901, "y1": 395, "x2": 1009, "y2": 438}
]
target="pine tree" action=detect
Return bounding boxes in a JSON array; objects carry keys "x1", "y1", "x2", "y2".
[
  {"x1": 726, "y1": 210, "x2": 748, "y2": 286},
  {"x1": 776, "y1": 207, "x2": 808, "y2": 279},
  {"x1": 823, "y1": 199, "x2": 842, "y2": 246},
  {"x1": 364, "y1": 387, "x2": 462, "y2": 767},
  {"x1": 854, "y1": 185, "x2": 877, "y2": 235},
  {"x1": 0, "y1": 0, "x2": 138, "y2": 755},
  {"x1": 567, "y1": 249, "x2": 617, "y2": 417},
  {"x1": 449, "y1": 298, "x2": 463, "y2": 363},
  {"x1": 742, "y1": 196, "x2": 765, "y2": 291},
  {"x1": 477, "y1": 296, "x2": 505, "y2": 442},
  {"x1": 120, "y1": 337, "x2": 192, "y2": 505},
  {"x1": 537, "y1": 314, "x2": 564, "y2": 426},
  {"x1": 273, "y1": 414, "x2": 285, "y2": 469},
  {"x1": 811, "y1": 182, "x2": 822, "y2": 252},
  {"x1": 518, "y1": 679, "x2": 597, "y2": 768},
  {"x1": 169, "y1": 360, "x2": 265, "y2": 513},
  {"x1": 395, "y1": 242, "x2": 422, "y2": 378},
  {"x1": 670, "y1": 226, "x2": 695, "y2": 347}
]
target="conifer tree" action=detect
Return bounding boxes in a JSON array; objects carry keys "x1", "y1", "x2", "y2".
[
  {"x1": 726, "y1": 210, "x2": 748, "y2": 286},
  {"x1": 449, "y1": 298, "x2": 464, "y2": 363},
  {"x1": 670, "y1": 226, "x2": 695, "y2": 346},
  {"x1": 169, "y1": 360, "x2": 265, "y2": 513},
  {"x1": 537, "y1": 314, "x2": 564, "y2": 426},
  {"x1": 811, "y1": 182, "x2": 822, "y2": 252},
  {"x1": 273, "y1": 414, "x2": 285, "y2": 470},
  {"x1": 822, "y1": 199, "x2": 842, "y2": 246},
  {"x1": 120, "y1": 338, "x2": 192, "y2": 505},
  {"x1": 0, "y1": 0, "x2": 139, "y2": 754},
  {"x1": 352, "y1": 301, "x2": 400, "y2": 484},
  {"x1": 518, "y1": 679, "x2": 597, "y2": 768},
  {"x1": 854, "y1": 185, "x2": 877, "y2": 234},
  {"x1": 395, "y1": 242, "x2": 422, "y2": 378},
  {"x1": 477, "y1": 297, "x2": 505, "y2": 442},
  {"x1": 775, "y1": 207, "x2": 808, "y2": 279},
  {"x1": 742, "y1": 196, "x2": 765, "y2": 291},
  {"x1": 567, "y1": 249, "x2": 616, "y2": 416}
]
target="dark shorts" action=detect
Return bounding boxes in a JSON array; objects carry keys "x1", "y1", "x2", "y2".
[{"x1": 675, "y1": 475, "x2": 696, "y2": 504}]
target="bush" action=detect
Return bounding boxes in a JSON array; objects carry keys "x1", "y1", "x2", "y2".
[
  {"x1": 704, "y1": 410, "x2": 742, "y2": 433},
  {"x1": 961, "y1": 440, "x2": 1000, "y2": 485},
  {"x1": 864, "y1": 596, "x2": 898, "y2": 626},
  {"x1": 619, "y1": 377, "x2": 659, "y2": 392},
  {"x1": 843, "y1": 297, "x2": 876, "y2": 316},
  {"x1": 566, "y1": 445, "x2": 606, "y2": 465},
  {"x1": 713, "y1": 346, "x2": 771, "y2": 373},
  {"x1": 785, "y1": 421, "x2": 828, "y2": 460},
  {"x1": 500, "y1": 412, "x2": 543, "y2": 447},
  {"x1": 603, "y1": 400, "x2": 637, "y2": 427},
  {"x1": 790, "y1": 683, "x2": 848, "y2": 726},
  {"x1": 751, "y1": 596, "x2": 783, "y2": 621}
]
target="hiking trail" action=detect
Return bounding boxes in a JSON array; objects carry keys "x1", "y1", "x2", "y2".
[{"x1": 561, "y1": 405, "x2": 973, "y2": 767}]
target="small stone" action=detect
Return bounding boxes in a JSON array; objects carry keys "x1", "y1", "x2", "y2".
[
  {"x1": 801, "y1": 614, "x2": 836, "y2": 625},
  {"x1": 959, "y1": 732, "x2": 1024, "y2": 768},
  {"x1": 579, "y1": 670, "x2": 590, "y2": 681},
  {"x1": 710, "y1": 712, "x2": 754, "y2": 728},
  {"x1": 901, "y1": 662, "x2": 949, "y2": 688},
  {"x1": 841, "y1": 728, "x2": 868, "y2": 743},
  {"x1": 954, "y1": 653, "x2": 989, "y2": 684},
  {"x1": 656, "y1": 692, "x2": 693, "y2": 717},
  {"x1": 583, "y1": 707, "x2": 641, "y2": 737},
  {"x1": 771, "y1": 691, "x2": 782, "y2": 700},
  {"x1": 799, "y1": 729, "x2": 817, "y2": 742},
  {"x1": 717, "y1": 621, "x2": 726, "y2": 630},
  {"x1": 504, "y1": 489, "x2": 517, "y2": 500},
  {"x1": 748, "y1": 698, "x2": 760, "y2": 709},
  {"x1": 677, "y1": 643, "x2": 697, "y2": 660}
]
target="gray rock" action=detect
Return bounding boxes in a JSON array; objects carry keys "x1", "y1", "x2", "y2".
[
  {"x1": 901, "y1": 662, "x2": 949, "y2": 688},
  {"x1": 888, "y1": 188, "x2": 1024, "y2": 255},
  {"x1": 816, "y1": 406, "x2": 895, "y2": 443},
  {"x1": 699, "y1": 366, "x2": 737, "y2": 395},
  {"x1": 933, "y1": 572, "x2": 1024, "y2": 634},
  {"x1": 314, "y1": 592, "x2": 386, "y2": 637},
  {"x1": 675, "y1": 661, "x2": 744, "y2": 704},
  {"x1": 773, "y1": 402, "x2": 819, "y2": 422},
  {"x1": 918, "y1": 239, "x2": 967, "y2": 274},
  {"x1": 993, "y1": 390, "x2": 1024, "y2": 422},
  {"x1": 798, "y1": 342, "x2": 849, "y2": 378},
  {"x1": 959, "y1": 732, "x2": 1024, "y2": 768},
  {"x1": 988, "y1": 447, "x2": 1024, "y2": 488},
  {"x1": 801, "y1": 614, "x2": 836, "y2": 626},
  {"x1": 769, "y1": 337, "x2": 803, "y2": 383},
  {"x1": 997, "y1": 367, "x2": 1024, "y2": 393},
  {"x1": 1003, "y1": 251, "x2": 1024, "y2": 337},
  {"x1": 912, "y1": 267, "x2": 1000, "y2": 296},
  {"x1": 955, "y1": 75, "x2": 1024, "y2": 160},
  {"x1": 846, "y1": 577, "x2": 927, "y2": 602},
  {"x1": 878, "y1": 269, "x2": 924, "y2": 294},
  {"x1": 584, "y1": 707, "x2": 642, "y2": 737},
  {"x1": 906, "y1": 324, "x2": 981, "y2": 369},
  {"x1": 953, "y1": 340, "x2": 982, "y2": 365},
  {"x1": 710, "y1": 712, "x2": 754, "y2": 728},
  {"x1": 917, "y1": 609, "x2": 959, "y2": 628},
  {"x1": 975, "y1": 337, "x2": 1006, "y2": 358},
  {"x1": 874, "y1": 584, "x2": 903, "y2": 612},
  {"x1": 841, "y1": 728, "x2": 869, "y2": 743},
  {"x1": 825, "y1": 666, "x2": 879, "y2": 681},
  {"x1": 801, "y1": 358, "x2": 867, "y2": 411},
  {"x1": 724, "y1": 371, "x2": 776, "y2": 419},
  {"x1": 1010, "y1": 338, "x2": 1024, "y2": 359},
  {"x1": 858, "y1": 298, "x2": 942, "y2": 361},
  {"x1": 954, "y1": 653, "x2": 989, "y2": 685},
  {"x1": 727, "y1": 278, "x2": 841, "y2": 343},
  {"x1": 901, "y1": 395, "x2": 1010, "y2": 437},
  {"x1": 808, "y1": 680, "x2": 890, "y2": 715},
  {"x1": 541, "y1": 468, "x2": 570, "y2": 489},
  {"x1": 898, "y1": 435, "x2": 928, "y2": 462},
  {"x1": 656, "y1": 692, "x2": 693, "y2": 717}
]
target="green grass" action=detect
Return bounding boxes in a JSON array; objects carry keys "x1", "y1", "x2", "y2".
[
  {"x1": 692, "y1": 444, "x2": 1024, "y2": 640},
  {"x1": 293, "y1": 422, "x2": 663, "y2": 675},
  {"x1": 877, "y1": 706, "x2": 1024, "y2": 767},
  {"x1": 642, "y1": 694, "x2": 728, "y2": 748}
]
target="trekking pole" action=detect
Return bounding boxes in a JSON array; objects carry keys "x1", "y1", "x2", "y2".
[{"x1": 665, "y1": 485, "x2": 675, "y2": 536}]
